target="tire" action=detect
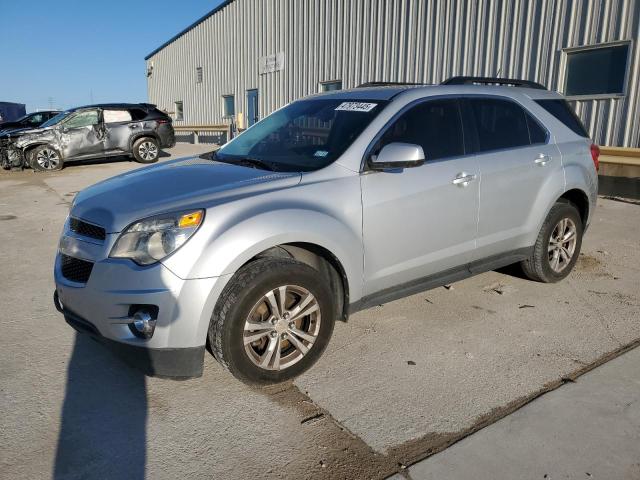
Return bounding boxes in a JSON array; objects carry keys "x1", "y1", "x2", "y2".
[
  {"x1": 208, "y1": 257, "x2": 336, "y2": 385},
  {"x1": 521, "y1": 202, "x2": 583, "y2": 283},
  {"x1": 132, "y1": 137, "x2": 160, "y2": 163},
  {"x1": 29, "y1": 145, "x2": 64, "y2": 172}
]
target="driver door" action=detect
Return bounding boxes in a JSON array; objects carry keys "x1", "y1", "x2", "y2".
[
  {"x1": 361, "y1": 98, "x2": 480, "y2": 296},
  {"x1": 57, "y1": 109, "x2": 104, "y2": 159}
]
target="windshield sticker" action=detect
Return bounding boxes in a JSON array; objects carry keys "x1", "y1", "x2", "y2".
[
  {"x1": 314, "y1": 150, "x2": 329, "y2": 158},
  {"x1": 335, "y1": 102, "x2": 378, "y2": 112}
]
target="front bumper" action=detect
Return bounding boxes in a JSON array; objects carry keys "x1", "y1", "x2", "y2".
[
  {"x1": 54, "y1": 223, "x2": 225, "y2": 378},
  {"x1": 54, "y1": 290, "x2": 205, "y2": 378}
]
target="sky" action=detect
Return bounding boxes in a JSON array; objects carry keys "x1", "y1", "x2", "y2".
[{"x1": 0, "y1": 0, "x2": 225, "y2": 112}]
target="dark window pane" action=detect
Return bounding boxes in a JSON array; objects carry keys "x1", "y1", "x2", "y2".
[
  {"x1": 321, "y1": 81, "x2": 342, "y2": 92},
  {"x1": 129, "y1": 108, "x2": 148, "y2": 121},
  {"x1": 223, "y1": 96, "x2": 235, "y2": 117},
  {"x1": 469, "y1": 99, "x2": 530, "y2": 152},
  {"x1": 526, "y1": 114, "x2": 547, "y2": 144},
  {"x1": 379, "y1": 100, "x2": 464, "y2": 160},
  {"x1": 535, "y1": 99, "x2": 589, "y2": 137},
  {"x1": 565, "y1": 44, "x2": 629, "y2": 96}
]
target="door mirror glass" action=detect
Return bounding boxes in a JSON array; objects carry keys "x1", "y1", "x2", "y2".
[{"x1": 369, "y1": 142, "x2": 425, "y2": 170}]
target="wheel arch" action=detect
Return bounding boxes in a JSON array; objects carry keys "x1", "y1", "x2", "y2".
[
  {"x1": 129, "y1": 132, "x2": 160, "y2": 150},
  {"x1": 557, "y1": 188, "x2": 590, "y2": 227}
]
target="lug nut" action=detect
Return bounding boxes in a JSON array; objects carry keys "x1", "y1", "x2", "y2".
[
  {"x1": 270, "y1": 331, "x2": 277, "y2": 338},
  {"x1": 288, "y1": 322, "x2": 295, "y2": 329},
  {"x1": 270, "y1": 318, "x2": 277, "y2": 325},
  {"x1": 281, "y1": 333, "x2": 287, "y2": 339}
]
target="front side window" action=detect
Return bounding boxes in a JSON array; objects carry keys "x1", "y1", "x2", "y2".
[
  {"x1": 376, "y1": 99, "x2": 464, "y2": 161},
  {"x1": 564, "y1": 43, "x2": 630, "y2": 97},
  {"x1": 216, "y1": 98, "x2": 388, "y2": 172},
  {"x1": 26, "y1": 113, "x2": 44, "y2": 125},
  {"x1": 468, "y1": 99, "x2": 532, "y2": 152},
  {"x1": 62, "y1": 110, "x2": 99, "y2": 129}
]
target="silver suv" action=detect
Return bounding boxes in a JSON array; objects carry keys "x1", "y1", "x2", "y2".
[{"x1": 53, "y1": 77, "x2": 599, "y2": 384}]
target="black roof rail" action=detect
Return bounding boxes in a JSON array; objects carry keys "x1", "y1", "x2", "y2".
[
  {"x1": 441, "y1": 76, "x2": 547, "y2": 90},
  {"x1": 357, "y1": 81, "x2": 431, "y2": 88}
]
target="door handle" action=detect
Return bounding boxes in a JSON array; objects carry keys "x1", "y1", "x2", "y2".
[
  {"x1": 128, "y1": 124, "x2": 139, "y2": 129},
  {"x1": 452, "y1": 172, "x2": 477, "y2": 187},
  {"x1": 534, "y1": 154, "x2": 551, "y2": 166}
]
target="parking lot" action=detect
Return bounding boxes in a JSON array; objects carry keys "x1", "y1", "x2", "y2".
[{"x1": 1, "y1": 144, "x2": 639, "y2": 479}]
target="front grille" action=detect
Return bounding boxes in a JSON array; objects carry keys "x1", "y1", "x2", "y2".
[
  {"x1": 69, "y1": 217, "x2": 106, "y2": 241},
  {"x1": 61, "y1": 254, "x2": 94, "y2": 283}
]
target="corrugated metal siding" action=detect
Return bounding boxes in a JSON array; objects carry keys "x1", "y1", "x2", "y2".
[{"x1": 147, "y1": 0, "x2": 639, "y2": 147}]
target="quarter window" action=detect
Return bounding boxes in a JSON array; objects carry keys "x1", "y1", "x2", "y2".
[
  {"x1": 564, "y1": 43, "x2": 630, "y2": 97},
  {"x1": 378, "y1": 100, "x2": 464, "y2": 161},
  {"x1": 535, "y1": 99, "x2": 589, "y2": 138}
]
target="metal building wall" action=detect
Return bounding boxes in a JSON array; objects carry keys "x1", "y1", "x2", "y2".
[{"x1": 146, "y1": 0, "x2": 639, "y2": 147}]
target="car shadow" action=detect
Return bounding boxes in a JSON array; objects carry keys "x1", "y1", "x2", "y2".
[
  {"x1": 63, "y1": 150, "x2": 171, "y2": 168},
  {"x1": 54, "y1": 333, "x2": 148, "y2": 480}
]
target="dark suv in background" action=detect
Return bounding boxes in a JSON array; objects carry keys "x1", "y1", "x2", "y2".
[
  {"x1": 0, "y1": 110, "x2": 61, "y2": 134},
  {"x1": 0, "y1": 103, "x2": 175, "y2": 171}
]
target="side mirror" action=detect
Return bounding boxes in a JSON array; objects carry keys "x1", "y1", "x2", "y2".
[{"x1": 369, "y1": 142, "x2": 425, "y2": 170}]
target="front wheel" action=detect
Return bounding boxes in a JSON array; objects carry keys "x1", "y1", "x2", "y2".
[
  {"x1": 208, "y1": 257, "x2": 336, "y2": 385},
  {"x1": 29, "y1": 145, "x2": 64, "y2": 172},
  {"x1": 132, "y1": 137, "x2": 160, "y2": 163},
  {"x1": 521, "y1": 202, "x2": 583, "y2": 283}
]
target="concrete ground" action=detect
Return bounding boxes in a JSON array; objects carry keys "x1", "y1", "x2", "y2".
[
  {"x1": 399, "y1": 345, "x2": 640, "y2": 480},
  {"x1": 0, "y1": 144, "x2": 639, "y2": 479}
]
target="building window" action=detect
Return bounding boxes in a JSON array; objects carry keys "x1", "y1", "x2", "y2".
[
  {"x1": 174, "y1": 101, "x2": 183, "y2": 121},
  {"x1": 564, "y1": 42, "x2": 630, "y2": 97},
  {"x1": 196, "y1": 67, "x2": 203, "y2": 84},
  {"x1": 222, "y1": 95, "x2": 235, "y2": 117},
  {"x1": 321, "y1": 80, "x2": 342, "y2": 92}
]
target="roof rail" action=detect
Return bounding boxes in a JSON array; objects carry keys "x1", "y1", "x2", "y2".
[
  {"x1": 441, "y1": 76, "x2": 547, "y2": 90},
  {"x1": 357, "y1": 81, "x2": 430, "y2": 88}
]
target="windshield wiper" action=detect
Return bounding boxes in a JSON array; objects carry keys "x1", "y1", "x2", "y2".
[{"x1": 235, "y1": 157, "x2": 277, "y2": 171}]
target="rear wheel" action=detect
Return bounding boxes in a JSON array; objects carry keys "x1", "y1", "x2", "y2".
[
  {"x1": 521, "y1": 202, "x2": 583, "y2": 283},
  {"x1": 29, "y1": 145, "x2": 63, "y2": 172},
  {"x1": 132, "y1": 137, "x2": 159, "y2": 163},
  {"x1": 208, "y1": 257, "x2": 335, "y2": 385}
]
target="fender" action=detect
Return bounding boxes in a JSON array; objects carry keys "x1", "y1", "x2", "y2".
[
  {"x1": 162, "y1": 207, "x2": 364, "y2": 301},
  {"x1": 128, "y1": 131, "x2": 160, "y2": 150}
]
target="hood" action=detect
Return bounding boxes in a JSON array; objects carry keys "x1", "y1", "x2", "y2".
[
  {"x1": 71, "y1": 156, "x2": 302, "y2": 232},
  {"x1": 1, "y1": 126, "x2": 48, "y2": 139}
]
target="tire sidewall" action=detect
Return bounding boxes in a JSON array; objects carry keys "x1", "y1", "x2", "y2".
[
  {"x1": 133, "y1": 137, "x2": 160, "y2": 163},
  {"x1": 540, "y1": 203, "x2": 583, "y2": 281},
  {"x1": 213, "y1": 261, "x2": 335, "y2": 384},
  {"x1": 29, "y1": 145, "x2": 63, "y2": 172}
]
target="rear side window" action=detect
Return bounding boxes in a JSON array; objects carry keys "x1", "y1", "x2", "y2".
[
  {"x1": 535, "y1": 99, "x2": 589, "y2": 138},
  {"x1": 378, "y1": 99, "x2": 464, "y2": 160},
  {"x1": 468, "y1": 99, "x2": 531, "y2": 151},
  {"x1": 103, "y1": 110, "x2": 132, "y2": 123}
]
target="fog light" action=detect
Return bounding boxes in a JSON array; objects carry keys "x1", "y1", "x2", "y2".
[{"x1": 130, "y1": 310, "x2": 156, "y2": 339}]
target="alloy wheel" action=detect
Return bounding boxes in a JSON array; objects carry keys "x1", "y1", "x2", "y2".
[
  {"x1": 243, "y1": 285, "x2": 321, "y2": 371},
  {"x1": 36, "y1": 149, "x2": 60, "y2": 170},
  {"x1": 139, "y1": 141, "x2": 158, "y2": 161},
  {"x1": 548, "y1": 217, "x2": 577, "y2": 273}
]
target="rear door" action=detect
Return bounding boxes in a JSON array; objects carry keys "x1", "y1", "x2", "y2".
[
  {"x1": 361, "y1": 98, "x2": 480, "y2": 295},
  {"x1": 463, "y1": 97, "x2": 563, "y2": 261},
  {"x1": 103, "y1": 109, "x2": 134, "y2": 153}
]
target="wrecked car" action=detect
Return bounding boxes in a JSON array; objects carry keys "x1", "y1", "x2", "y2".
[
  {"x1": 0, "y1": 110, "x2": 60, "y2": 134},
  {"x1": 0, "y1": 103, "x2": 175, "y2": 171}
]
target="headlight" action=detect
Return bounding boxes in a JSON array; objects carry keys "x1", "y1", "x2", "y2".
[{"x1": 110, "y1": 210, "x2": 204, "y2": 265}]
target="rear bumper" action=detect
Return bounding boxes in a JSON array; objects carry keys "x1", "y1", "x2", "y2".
[{"x1": 54, "y1": 290, "x2": 205, "y2": 379}]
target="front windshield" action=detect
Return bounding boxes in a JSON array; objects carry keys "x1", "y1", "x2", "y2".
[
  {"x1": 216, "y1": 98, "x2": 388, "y2": 172},
  {"x1": 40, "y1": 111, "x2": 72, "y2": 128}
]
